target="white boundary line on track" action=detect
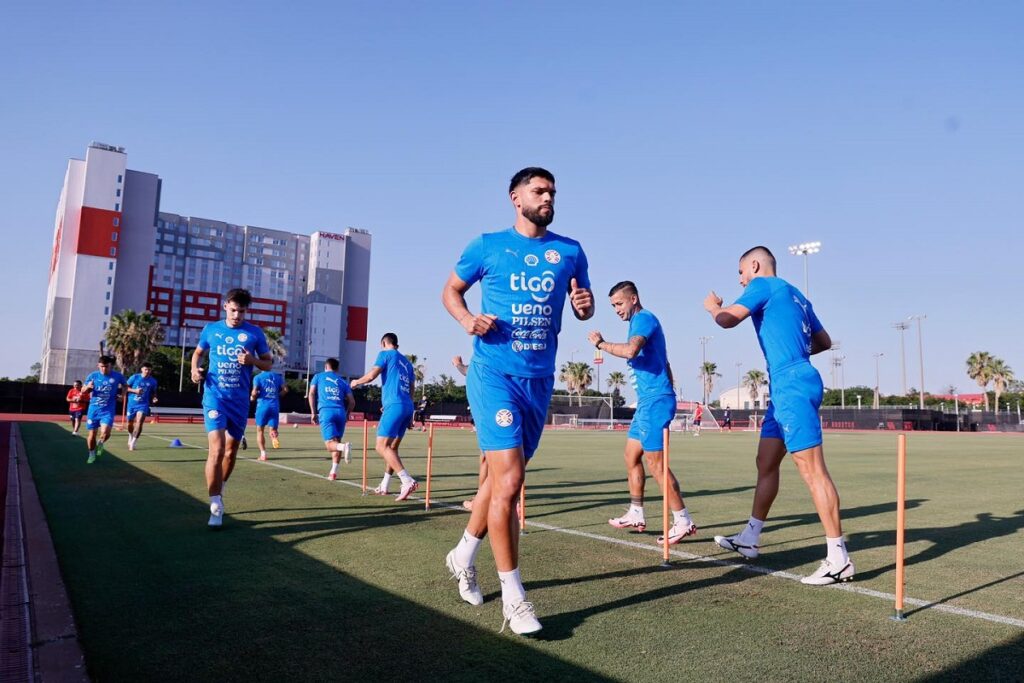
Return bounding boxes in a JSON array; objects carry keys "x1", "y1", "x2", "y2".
[{"x1": 142, "y1": 433, "x2": 1024, "y2": 630}]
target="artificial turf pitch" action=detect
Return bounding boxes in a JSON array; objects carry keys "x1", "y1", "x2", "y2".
[{"x1": 19, "y1": 422, "x2": 1024, "y2": 682}]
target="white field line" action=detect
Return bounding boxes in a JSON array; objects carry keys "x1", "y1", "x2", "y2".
[{"x1": 142, "y1": 433, "x2": 1024, "y2": 630}]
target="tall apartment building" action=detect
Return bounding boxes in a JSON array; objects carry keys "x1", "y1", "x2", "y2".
[{"x1": 41, "y1": 143, "x2": 371, "y2": 385}]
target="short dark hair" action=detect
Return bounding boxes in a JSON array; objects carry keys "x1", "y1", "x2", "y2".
[
  {"x1": 325, "y1": 358, "x2": 339, "y2": 371},
  {"x1": 381, "y1": 332, "x2": 398, "y2": 346},
  {"x1": 225, "y1": 288, "x2": 252, "y2": 307},
  {"x1": 608, "y1": 281, "x2": 638, "y2": 298},
  {"x1": 73, "y1": 380, "x2": 82, "y2": 386},
  {"x1": 141, "y1": 362, "x2": 152, "y2": 369},
  {"x1": 509, "y1": 167, "x2": 555, "y2": 194},
  {"x1": 98, "y1": 355, "x2": 115, "y2": 365},
  {"x1": 740, "y1": 246, "x2": 777, "y2": 272}
]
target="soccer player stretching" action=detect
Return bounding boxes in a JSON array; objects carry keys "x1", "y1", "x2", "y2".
[
  {"x1": 589, "y1": 281, "x2": 698, "y2": 545},
  {"x1": 126, "y1": 362, "x2": 158, "y2": 451},
  {"x1": 442, "y1": 167, "x2": 593, "y2": 634},
  {"x1": 83, "y1": 355, "x2": 127, "y2": 463},
  {"x1": 252, "y1": 369, "x2": 288, "y2": 461},
  {"x1": 704, "y1": 246, "x2": 854, "y2": 585},
  {"x1": 308, "y1": 358, "x2": 355, "y2": 479},
  {"x1": 350, "y1": 333, "x2": 418, "y2": 500},
  {"x1": 191, "y1": 288, "x2": 272, "y2": 529}
]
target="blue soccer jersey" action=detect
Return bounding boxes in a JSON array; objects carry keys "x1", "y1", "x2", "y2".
[
  {"x1": 373, "y1": 350, "x2": 414, "y2": 407},
  {"x1": 197, "y1": 320, "x2": 270, "y2": 405},
  {"x1": 84, "y1": 370, "x2": 127, "y2": 414},
  {"x1": 734, "y1": 276, "x2": 824, "y2": 375},
  {"x1": 127, "y1": 374, "x2": 158, "y2": 410},
  {"x1": 253, "y1": 371, "x2": 285, "y2": 409},
  {"x1": 310, "y1": 371, "x2": 353, "y2": 412},
  {"x1": 454, "y1": 228, "x2": 591, "y2": 378},
  {"x1": 627, "y1": 309, "x2": 674, "y2": 402}
]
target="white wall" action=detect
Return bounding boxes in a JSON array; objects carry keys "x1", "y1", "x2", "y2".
[{"x1": 82, "y1": 146, "x2": 126, "y2": 211}]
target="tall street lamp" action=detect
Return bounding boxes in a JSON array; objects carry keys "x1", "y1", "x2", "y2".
[
  {"x1": 892, "y1": 321, "x2": 909, "y2": 396},
  {"x1": 788, "y1": 241, "x2": 821, "y2": 296},
  {"x1": 873, "y1": 352, "x2": 884, "y2": 409},
  {"x1": 735, "y1": 361, "x2": 742, "y2": 409},
  {"x1": 909, "y1": 314, "x2": 927, "y2": 410}
]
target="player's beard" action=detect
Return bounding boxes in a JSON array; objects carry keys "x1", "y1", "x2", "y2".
[{"x1": 523, "y1": 205, "x2": 554, "y2": 227}]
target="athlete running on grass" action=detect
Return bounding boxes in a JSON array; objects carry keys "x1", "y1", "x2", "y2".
[
  {"x1": 126, "y1": 363, "x2": 158, "y2": 451},
  {"x1": 252, "y1": 369, "x2": 288, "y2": 461},
  {"x1": 589, "y1": 280, "x2": 698, "y2": 545},
  {"x1": 442, "y1": 167, "x2": 594, "y2": 635},
  {"x1": 704, "y1": 245, "x2": 854, "y2": 585},
  {"x1": 83, "y1": 355, "x2": 127, "y2": 464},
  {"x1": 309, "y1": 358, "x2": 355, "y2": 479}
]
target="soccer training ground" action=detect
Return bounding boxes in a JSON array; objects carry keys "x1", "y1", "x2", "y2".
[{"x1": 18, "y1": 422, "x2": 1024, "y2": 682}]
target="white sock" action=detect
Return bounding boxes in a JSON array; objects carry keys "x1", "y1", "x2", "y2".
[
  {"x1": 335, "y1": 442, "x2": 347, "y2": 451},
  {"x1": 380, "y1": 472, "x2": 392, "y2": 489},
  {"x1": 826, "y1": 536, "x2": 849, "y2": 566},
  {"x1": 498, "y1": 568, "x2": 527, "y2": 605},
  {"x1": 629, "y1": 504, "x2": 645, "y2": 518},
  {"x1": 397, "y1": 469, "x2": 414, "y2": 486},
  {"x1": 260, "y1": 450, "x2": 267, "y2": 457},
  {"x1": 739, "y1": 516, "x2": 764, "y2": 544},
  {"x1": 329, "y1": 462, "x2": 339, "y2": 475},
  {"x1": 673, "y1": 507, "x2": 693, "y2": 525},
  {"x1": 211, "y1": 494, "x2": 223, "y2": 507},
  {"x1": 454, "y1": 530, "x2": 483, "y2": 567}
]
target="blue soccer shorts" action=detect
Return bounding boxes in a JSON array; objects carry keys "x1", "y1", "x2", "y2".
[
  {"x1": 203, "y1": 398, "x2": 248, "y2": 442},
  {"x1": 318, "y1": 409, "x2": 348, "y2": 442},
  {"x1": 86, "y1": 410, "x2": 116, "y2": 431},
  {"x1": 467, "y1": 362, "x2": 554, "y2": 461},
  {"x1": 377, "y1": 403, "x2": 413, "y2": 440},
  {"x1": 127, "y1": 404, "x2": 151, "y2": 421},
  {"x1": 760, "y1": 361, "x2": 824, "y2": 453},
  {"x1": 628, "y1": 394, "x2": 677, "y2": 452},
  {"x1": 255, "y1": 404, "x2": 280, "y2": 429}
]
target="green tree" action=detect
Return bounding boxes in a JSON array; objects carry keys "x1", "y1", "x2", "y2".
[
  {"x1": 606, "y1": 370, "x2": 627, "y2": 395},
  {"x1": 264, "y1": 328, "x2": 287, "y2": 363},
  {"x1": 966, "y1": 351, "x2": 994, "y2": 411},
  {"x1": 559, "y1": 361, "x2": 594, "y2": 406},
  {"x1": 990, "y1": 358, "x2": 1014, "y2": 414},
  {"x1": 743, "y1": 369, "x2": 767, "y2": 408},
  {"x1": 106, "y1": 310, "x2": 166, "y2": 375},
  {"x1": 699, "y1": 361, "x2": 721, "y2": 404}
]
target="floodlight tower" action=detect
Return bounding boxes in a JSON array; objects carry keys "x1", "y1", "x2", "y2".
[
  {"x1": 788, "y1": 241, "x2": 821, "y2": 297},
  {"x1": 909, "y1": 314, "x2": 927, "y2": 410},
  {"x1": 892, "y1": 321, "x2": 910, "y2": 396}
]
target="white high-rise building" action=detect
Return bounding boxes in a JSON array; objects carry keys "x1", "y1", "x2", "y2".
[{"x1": 41, "y1": 143, "x2": 371, "y2": 384}]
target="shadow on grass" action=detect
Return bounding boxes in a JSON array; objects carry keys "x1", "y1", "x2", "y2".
[
  {"x1": 19, "y1": 422, "x2": 614, "y2": 683},
  {"x1": 918, "y1": 631, "x2": 1024, "y2": 682}
]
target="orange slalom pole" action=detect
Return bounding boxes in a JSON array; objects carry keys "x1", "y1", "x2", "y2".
[
  {"x1": 519, "y1": 483, "x2": 526, "y2": 533},
  {"x1": 893, "y1": 433, "x2": 907, "y2": 621},
  {"x1": 425, "y1": 423, "x2": 434, "y2": 510},
  {"x1": 661, "y1": 427, "x2": 671, "y2": 566},
  {"x1": 361, "y1": 419, "x2": 369, "y2": 495}
]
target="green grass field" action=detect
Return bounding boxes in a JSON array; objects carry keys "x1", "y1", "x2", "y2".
[{"x1": 20, "y1": 422, "x2": 1024, "y2": 682}]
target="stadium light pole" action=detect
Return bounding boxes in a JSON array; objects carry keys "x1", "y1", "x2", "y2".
[
  {"x1": 873, "y1": 352, "x2": 884, "y2": 409},
  {"x1": 735, "y1": 361, "x2": 742, "y2": 409},
  {"x1": 892, "y1": 321, "x2": 910, "y2": 396},
  {"x1": 698, "y1": 336, "x2": 713, "y2": 406},
  {"x1": 305, "y1": 339, "x2": 313, "y2": 398},
  {"x1": 178, "y1": 325, "x2": 189, "y2": 392},
  {"x1": 788, "y1": 241, "x2": 821, "y2": 296},
  {"x1": 421, "y1": 357, "x2": 428, "y2": 400},
  {"x1": 909, "y1": 314, "x2": 927, "y2": 410},
  {"x1": 954, "y1": 393, "x2": 961, "y2": 432}
]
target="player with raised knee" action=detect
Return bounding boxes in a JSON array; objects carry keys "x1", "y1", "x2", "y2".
[
  {"x1": 590, "y1": 281, "x2": 698, "y2": 545},
  {"x1": 126, "y1": 362, "x2": 158, "y2": 451},
  {"x1": 308, "y1": 358, "x2": 355, "y2": 479},
  {"x1": 442, "y1": 167, "x2": 594, "y2": 635},
  {"x1": 191, "y1": 288, "x2": 272, "y2": 529},
  {"x1": 252, "y1": 369, "x2": 287, "y2": 461},
  {"x1": 350, "y1": 333, "x2": 418, "y2": 499},
  {"x1": 704, "y1": 245, "x2": 854, "y2": 585},
  {"x1": 83, "y1": 355, "x2": 127, "y2": 464}
]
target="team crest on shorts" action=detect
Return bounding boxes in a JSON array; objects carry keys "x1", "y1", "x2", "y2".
[
  {"x1": 207, "y1": 409, "x2": 220, "y2": 419},
  {"x1": 495, "y1": 409, "x2": 514, "y2": 427},
  {"x1": 544, "y1": 249, "x2": 560, "y2": 264},
  {"x1": 524, "y1": 254, "x2": 539, "y2": 267}
]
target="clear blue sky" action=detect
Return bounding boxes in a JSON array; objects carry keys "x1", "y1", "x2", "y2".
[{"x1": 2, "y1": 1, "x2": 1021, "y2": 403}]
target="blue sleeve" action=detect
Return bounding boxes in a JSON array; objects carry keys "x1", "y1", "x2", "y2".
[
  {"x1": 341, "y1": 381, "x2": 352, "y2": 397},
  {"x1": 254, "y1": 328, "x2": 270, "y2": 356},
  {"x1": 454, "y1": 236, "x2": 486, "y2": 286},
  {"x1": 309, "y1": 374, "x2": 319, "y2": 393},
  {"x1": 197, "y1": 324, "x2": 211, "y2": 351},
  {"x1": 572, "y1": 243, "x2": 591, "y2": 290},
  {"x1": 630, "y1": 311, "x2": 657, "y2": 340},
  {"x1": 806, "y1": 301, "x2": 824, "y2": 334},
  {"x1": 373, "y1": 351, "x2": 387, "y2": 369},
  {"x1": 735, "y1": 278, "x2": 771, "y2": 314},
  {"x1": 128, "y1": 374, "x2": 139, "y2": 388}
]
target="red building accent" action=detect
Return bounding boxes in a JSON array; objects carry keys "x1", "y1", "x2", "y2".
[
  {"x1": 146, "y1": 266, "x2": 176, "y2": 326},
  {"x1": 248, "y1": 297, "x2": 287, "y2": 335},
  {"x1": 180, "y1": 290, "x2": 222, "y2": 328},
  {"x1": 347, "y1": 306, "x2": 368, "y2": 341},
  {"x1": 77, "y1": 206, "x2": 122, "y2": 258}
]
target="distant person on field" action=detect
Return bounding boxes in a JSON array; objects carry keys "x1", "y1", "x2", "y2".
[
  {"x1": 66, "y1": 380, "x2": 88, "y2": 436},
  {"x1": 704, "y1": 245, "x2": 854, "y2": 585},
  {"x1": 83, "y1": 356, "x2": 128, "y2": 464},
  {"x1": 692, "y1": 401, "x2": 704, "y2": 436},
  {"x1": 308, "y1": 359, "x2": 355, "y2": 479},
  {"x1": 723, "y1": 407, "x2": 732, "y2": 432},
  {"x1": 252, "y1": 370, "x2": 288, "y2": 461},
  {"x1": 126, "y1": 362, "x2": 159, "y2": 451}
]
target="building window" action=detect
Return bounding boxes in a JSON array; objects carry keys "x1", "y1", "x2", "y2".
[
  {"x1": 113, "y1": 217, "x2": 119, "y2": 227},
  {"x1": 107, "y1": 277, "x2": 112, "y2": 285},
  {"x1": 115, "y1": 203, "x2": 120, "y2": 211},
  {"x1": 104, "y1": 306, "x2": 109, "y2": 315},
  {"x1": 106, "y1": 291, "x2": 111, "y2": 300},
  {"x1": 111, "y1": 232, "x2": 118, "y2": 241},
  {"x1": 116, "y1": 189, "x2": 122, "y2": 197},
  {"x1": 117, "y1": 174, "x2": 123, "y2": 183},
  {"x1": 103, "y1": 321, "x2": 108, "y2": 330},
  {"x1": 109, "y1": 261, "x2": 114, "y2": 270},
  {"x1": 110, "y1": 247, "x2": 117, "y2": 257}
]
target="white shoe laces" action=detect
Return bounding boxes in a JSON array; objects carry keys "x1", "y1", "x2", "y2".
[{"x1": 500, "y1": 601, "x2": 537, "y2": 633}]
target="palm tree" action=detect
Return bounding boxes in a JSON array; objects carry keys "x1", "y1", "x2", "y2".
[
  {"x1": 405, "y1": 354, "x2": 425, "y2": 384},
  {"x1": 559, "y1": 361, "x2": 594, "y2": 406},
  {"x1": 264, "y1": 328, "x2": 287, "y2": 363},
  {"x1": 606, "y1": 371, "x2": 627, "y2": 396},
  {"x1": 990, "y1": 358, "x2": 1014, "y2": 414},
  {"x1": 699, "y1": 361, "x2": 721, "y2": 405},
  {"x1": 743, "y1": 369, "x2": 768, "y2": 409},
  {"x1": 965, "y1": 351, "x2": 994, "y2": 411},
  {"x1": 105, "y1": 310, "x2": 165, "y2": 375}
]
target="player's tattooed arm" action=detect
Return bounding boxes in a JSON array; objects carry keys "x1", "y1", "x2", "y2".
[
  {"x1": 443, "y1": 272, "x2": 498, "y2": 336},
  {"x1": 588, "y1": 331, "x2": 647, "y2": 360},
  {"x1": 704, "y1": 291, "x2": 749, "y2": 329}
]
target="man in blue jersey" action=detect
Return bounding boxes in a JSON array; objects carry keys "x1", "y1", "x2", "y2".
[
  {"x1": 251, "y1": 370, "x2": 288, "y2": 461},
  {"x1": 589, "y1": 281, "x2": 698, "y2": 545},
  {"x1": 441, "y1": 167, "x2": 594, "y2": 635},
  {"x1": 83, "y1": 355, "x2": 128, "y2": 464},
  {"x1": 308, "y1": 358, "x2": 356, "y2": 480},
  {"x1": 191, "y1": 288, "x2": 273, "y2": 528},
  {"x1": 704, "y1": 246, "x2": 854, "y2": 585},
  {"x1": 126, "y1": 363, "x2": 159, "y2": 452},
  {"x1": 350, "y1": 333, "x2": 419, "y2": 499}
]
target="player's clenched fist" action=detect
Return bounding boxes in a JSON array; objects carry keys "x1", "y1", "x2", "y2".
[
  {"x1": 569, "y1": 277, "x2": 593, "y2": 316},
  {"x1": 461, "y1": 312, "x2": 498, "y2": 336}
]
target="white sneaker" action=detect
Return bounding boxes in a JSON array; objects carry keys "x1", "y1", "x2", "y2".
[
  {"x1": 501, "y1": 600, "x2": 542, "y2": 635},
  {"x1": 714, "y1": 533, "x2": 759, "y2": 559},
  {"x1": 445, "y1": 549, "x2": 483, "y2": 606},
  {"x1": 801, "y1": 558, "x2": 856, "y2": 585},
  {"x1": 396, "y1": 479, "x2": 419, "y2": 501},
  {"x1": 658, "y1": 519, "x2": 698, "y2": 545},
  {"x1": 341, "y1": 442, "x2": 351, "y2": 464},
  {"x1": 371, "y1": 484, "x2": 390, "y2": 496},
  {"x1": 208, "y1": 500, "x2": 224, "y2": 528},
  {"x1": 128, "y1": 436, "x2": 136, "y2": 451},
  {"x1": 608, "y1": 510, "x2": 646, "y2": 532}
]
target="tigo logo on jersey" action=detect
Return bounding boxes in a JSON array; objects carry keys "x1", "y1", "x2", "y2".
[
  {"x1": 510, "y1": 271, "x2": 556, "y2": 303},
  {"x1": 544, "y1": 249, "x2": 560, "y2": 264},
  {"x1": 524, "y1": 254, "x2": 539, "y2": 267},
  {"x1": 495, "y1": 409, "x2": 514, "y2": 427}
]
